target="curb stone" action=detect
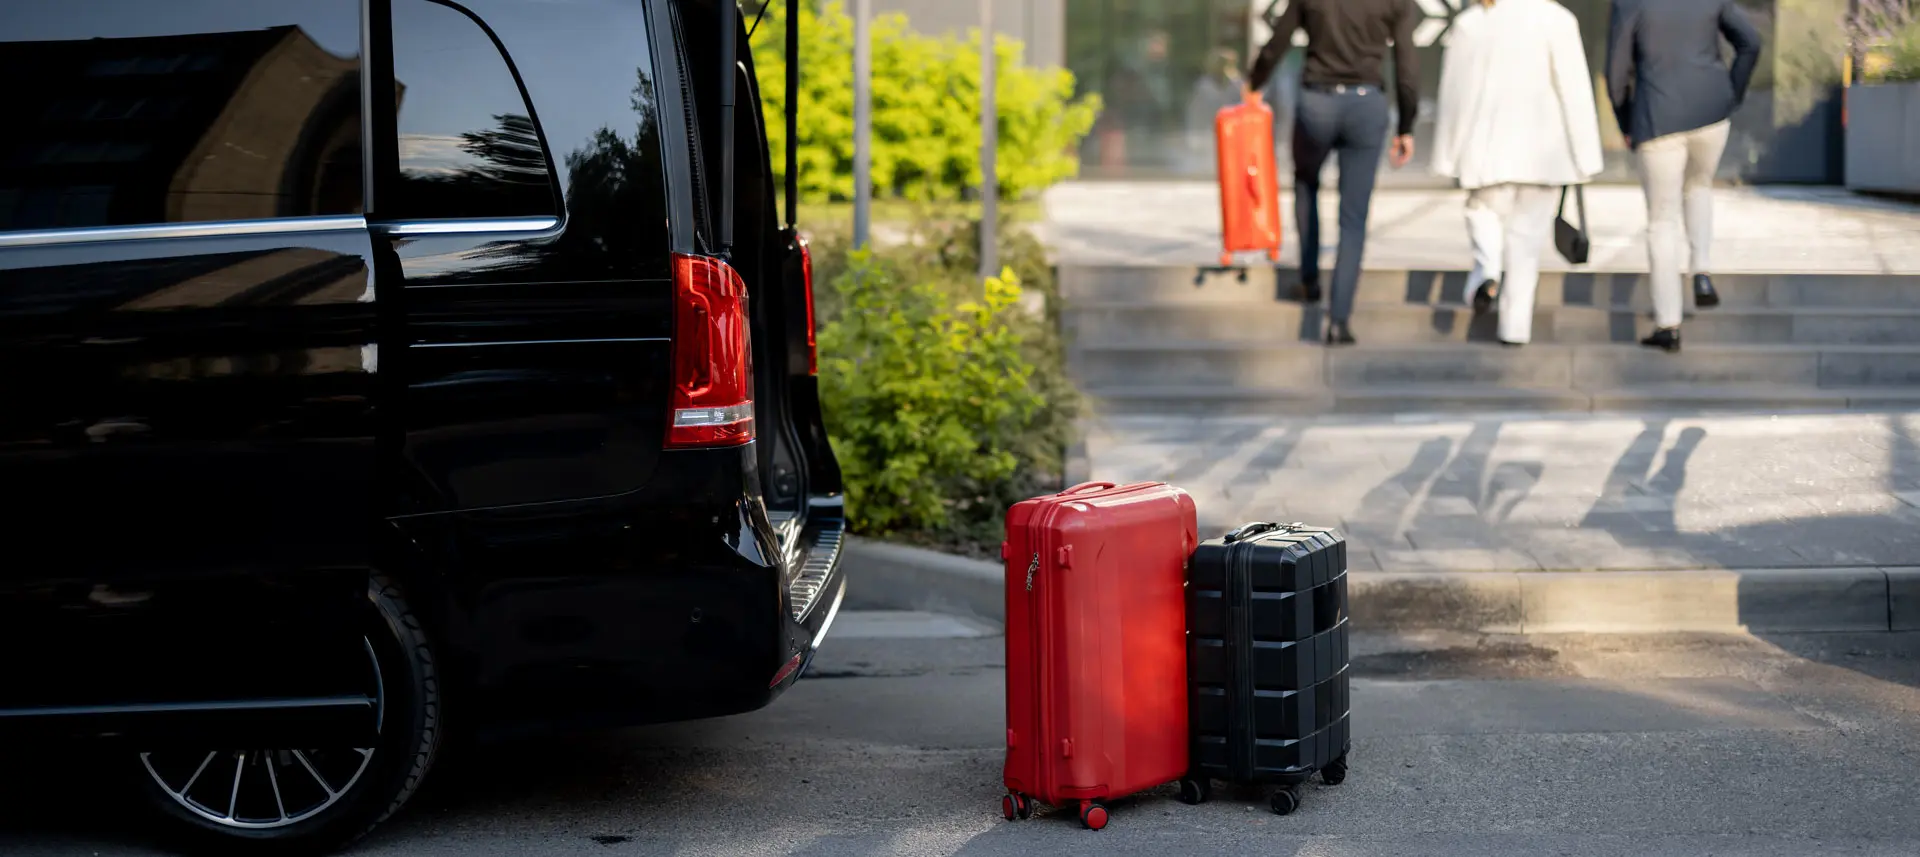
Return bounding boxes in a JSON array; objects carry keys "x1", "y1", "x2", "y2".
[
  {"x1": 843, "y1": 537, "x2": 1913, "y2": 633},
  {"x1": 842, "y1": 538, "x2": 1004, "y2": 623},
  {"x1": 1891, "y1": 567, "x2": 1920, "y2": 632}
]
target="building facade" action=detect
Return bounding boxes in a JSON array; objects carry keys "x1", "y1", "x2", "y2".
[{"x1": 880, "y1": 0, "x2": 1851, "y2": 186}]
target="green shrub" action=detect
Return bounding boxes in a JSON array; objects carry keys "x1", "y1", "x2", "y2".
[
  {"x1": 816, "y1": 241, "x2": 1079, "y2": 552},
  {"x1": 748, "y1": 1, "x2": 1102, "y2": 203},
  {"x1": 1886, "y1": 19, "x2": 1920, "y2": 82},
  {"x1": 1849, "y1": 0, "x2": 1920, "y2": 83}
]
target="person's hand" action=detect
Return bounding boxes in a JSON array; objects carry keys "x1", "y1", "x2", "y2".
[
  {"x1": 1389, "y1": 134, "x2": 1416, "y2": 168},
  {"x1": 1242, "y1": 85, "x2": 1264, "y2": 105}
]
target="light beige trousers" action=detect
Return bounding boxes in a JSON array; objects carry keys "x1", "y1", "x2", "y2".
[{"x1": 1636, "y1": 120, "x2": 1732, "y2": 328}]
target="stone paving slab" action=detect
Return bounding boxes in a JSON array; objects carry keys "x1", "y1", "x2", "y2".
[
  {"x1": 1085, "y1": 410, "x2": 1920, "y2": 571},
  {"x1": 1042, "y1": 182, "x2": 1920, "y2": 274}
]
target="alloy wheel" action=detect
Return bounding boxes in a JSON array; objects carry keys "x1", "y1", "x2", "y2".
[{"x1": 137, "y1": 638, "x2": 385, "y2": 829}]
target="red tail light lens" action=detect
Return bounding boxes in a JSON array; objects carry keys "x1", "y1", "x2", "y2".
[
  {"x1": 668, "y1": 253, "x2": 754, "y2": 449},
  {"x1": 799, "y1": 240, "x2": 818, "y2": 376},
  {"x1": 769, "y1": 651, "x2": 803, "y2": 688}
]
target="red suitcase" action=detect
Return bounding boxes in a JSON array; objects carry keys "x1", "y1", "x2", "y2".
[
  {"x1": 999, "y1": 481, "x2": 1198, "y2": 830},
  {"x1": 1215, "y1": 95, "x2": 1284, "y2": 267}
]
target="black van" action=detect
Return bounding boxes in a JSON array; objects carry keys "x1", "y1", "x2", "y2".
[{"x1": 0, "y1": 0, "x2": 842, "y2": 852}]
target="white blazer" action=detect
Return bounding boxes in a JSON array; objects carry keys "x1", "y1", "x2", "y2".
[{"x1": 1430, "y1": 0, "x2": 1607, "y2": 190}]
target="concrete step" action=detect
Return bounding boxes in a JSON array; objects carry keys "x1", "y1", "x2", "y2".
[
  {"x1": 1084, "y1": 383, "x2": 1920, "y2": 416},
  {"x1": 1072, "y1": 342, "x2": 1920, "y2": 391},
  {"x1": 1059, "y1": 265, "x2": 1920, "y2": 310},
  {"x1": 1066, "y1": 301, "x2": 1920, "y2": 346}
]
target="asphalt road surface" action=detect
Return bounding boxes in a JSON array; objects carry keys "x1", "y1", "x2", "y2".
[{"x1": 6, "y1": 614, "x2": 1920, "y2": 856}]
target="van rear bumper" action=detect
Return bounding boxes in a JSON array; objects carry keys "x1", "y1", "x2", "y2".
[{"x1": 400, "y1": 446, "x2": 850, "y2": 740}]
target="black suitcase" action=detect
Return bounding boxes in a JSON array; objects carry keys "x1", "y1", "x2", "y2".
[{"x1": 1179, "y1": 521, "x2": 1351, "y2": 815}]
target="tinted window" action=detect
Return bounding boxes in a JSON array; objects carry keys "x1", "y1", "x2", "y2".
[
  {"x1": 0, "y1": 0, "x2": 363, "y2": 232},
  {"x1": 388, "y1": 0, "x2": 560, "y2": 220},
  {"x1": 466, "y1": 0, "x2": 673, "y2": 276}
]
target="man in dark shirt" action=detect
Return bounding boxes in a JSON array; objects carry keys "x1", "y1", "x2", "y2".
[{"x1": 1247, "y1": 0, "x2": 1422, "y2": 345}]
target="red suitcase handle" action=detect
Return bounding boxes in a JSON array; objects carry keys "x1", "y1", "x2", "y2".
[
  {"x1": 1244, "y1": 165, "x2": 1262, "y2": 202},
  {"x1": 1061, "y1": 481, "x2": 1118, "y2": 495}
]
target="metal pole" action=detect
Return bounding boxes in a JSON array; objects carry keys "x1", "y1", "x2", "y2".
[
  {"x1": 979, "y1": 0, "x2": 998, "y2": 280},
  {"x1": 785, "y1": 0, "x2": 799, "y2": 229},
  {"x1": 852, "y1": 0, "x2": 873, "y2": 249}
]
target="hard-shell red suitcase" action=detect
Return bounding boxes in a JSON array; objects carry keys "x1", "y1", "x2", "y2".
[
  {"x1": 999, "y1": 481, "x2": 1198, "y2": 831},
  {"x1": 1215, "y1": 96, "x2": 1284, "y2": 267}
]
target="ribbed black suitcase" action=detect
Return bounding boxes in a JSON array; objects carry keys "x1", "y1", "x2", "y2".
[{"x1": 1179, "y1": 521, "x2": 1350, "y2": 815}]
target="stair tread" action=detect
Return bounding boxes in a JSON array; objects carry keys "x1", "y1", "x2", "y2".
[
  {"x1": 1071, "y1": 300, "x2": 1920, "y2": 315},
  {"x1": 1078, "y1": 340, "x2": 1920, "y2": 354},
  {"x1": 1088, "y1": 381, "x2": 1920, "y2": 393}
]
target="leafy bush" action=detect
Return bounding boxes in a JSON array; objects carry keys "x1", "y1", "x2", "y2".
[
  {"x1": 748, "y1": 1, "x2": 1102, "y2": 203},
  {"x1": 815, "y1": 229, "x2": 1078, "y2": 553},
  {"x1": 1883, "y1": 19, "x2": 1920, "y2": 81},
  {"x1": 1849, "y1": 0, "x2": 1920, "y2": 82}
]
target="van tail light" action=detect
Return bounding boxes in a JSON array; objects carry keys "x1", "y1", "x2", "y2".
[
  {"x1": 799, "y1": 240, "x2": 818, "y2": 376},
  {"x1": 668, "y1": 253, "x2": 754, "y2": 449}
]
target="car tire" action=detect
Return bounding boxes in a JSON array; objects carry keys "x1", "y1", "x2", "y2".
[{"x1": 134, "y1": 575, "x2": 441, "y2": 856}]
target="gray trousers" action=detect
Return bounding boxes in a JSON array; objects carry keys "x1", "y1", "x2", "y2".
[
  {"x1": 1636, "y1": 120, "x2": 1731, "y2": 328},
  {"x1": 1293, "y1": 86, "x2": 1390, "y2": 324}
]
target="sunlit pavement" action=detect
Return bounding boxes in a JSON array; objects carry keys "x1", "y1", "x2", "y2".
[{"x1": 6, "y1": 613, "x2": 1920, "y2": 856}]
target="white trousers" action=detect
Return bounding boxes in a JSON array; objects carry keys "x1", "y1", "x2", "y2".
[
  {"x1": 1464, "y1": 183, "x2": 1561, "y2": 344},
  {"x1": 1636, "y1": 120, "x2": 1731, "y2": 328}
]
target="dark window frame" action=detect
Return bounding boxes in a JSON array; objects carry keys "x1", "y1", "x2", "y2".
[{"x1": 370, "y1": 0, "x2": 566, "y2": 226}]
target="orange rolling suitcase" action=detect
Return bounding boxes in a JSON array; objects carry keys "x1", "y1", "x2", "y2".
[
  {"x1": 999, "y1": 481, "x2": 1198, "y2": 831},
  {"x1": 1215, "y1": 95, "x2": 1284, "y2": 267}
]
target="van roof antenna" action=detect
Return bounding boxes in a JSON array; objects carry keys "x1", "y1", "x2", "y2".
[{"x1": 717, "y1": 0, "x2": 738, "y2": 259}]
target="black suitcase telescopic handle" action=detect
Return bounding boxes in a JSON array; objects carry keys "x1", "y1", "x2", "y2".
[{"x1": 1223, "y1": 521, "x2": 1306, "y2": 543}]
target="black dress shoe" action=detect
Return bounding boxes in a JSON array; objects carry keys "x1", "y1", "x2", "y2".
[
  {"x1": 1640, "y1": 326, "x2": 1682, "y2": 353},
  {"x1": 1299, "y1": 279, "x2": 1323, "y2": 304},
  {"x1": 1326, "y1": 321, "x2": 1356, "y2": 346},
  {"x1": 1473, "y1": 278, "x2": 1500, "y2": 316},
  {"x1": 1693, "y1": 274, "x2": 1720, "y2": 308}
]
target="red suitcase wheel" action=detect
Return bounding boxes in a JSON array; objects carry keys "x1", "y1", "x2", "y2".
[
  {"x1": 1001, "y1": 794, "x2": 1017, "y2": 821},
  {"x1": 1016, "y1": 794, "x2": 1033, "y2": 819},
  {"x1": 1079, "y1": 801, "x2": 1109, "y2": 831}
]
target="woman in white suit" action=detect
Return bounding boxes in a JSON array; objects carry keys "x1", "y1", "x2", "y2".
[{"x1": 1430, "y1": 0, "x2": 1606, "y2": 347}]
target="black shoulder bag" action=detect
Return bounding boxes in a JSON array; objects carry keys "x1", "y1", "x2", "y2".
[{"x1": 1555, "y1": 185, "x2": 1590, "y2": 265}]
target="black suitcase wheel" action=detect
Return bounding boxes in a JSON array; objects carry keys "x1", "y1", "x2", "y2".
[
  {"x1": 1000, "y1": 793, "x2": 1033, "y2": 821},
  {"x1": 1079, "y1": 801, "x2": 1109, "y2": 831},
  {"x1": 1269, "y1": 787, "x2": 1301, "y2": 816},
  {"x1": 1321, "y1": 754, "x2": 1349, "y2": 786},
  {"x1": 1177, "y1": 777, "x2": 1210, "y2": 805}
]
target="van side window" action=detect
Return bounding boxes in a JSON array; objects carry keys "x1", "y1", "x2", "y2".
[
  {"x1": 388, "y1": 0, "x2": 560, "y2": 220},
  {"x1": 0, "y1": 0, "x2": 364, "y2": 233}
]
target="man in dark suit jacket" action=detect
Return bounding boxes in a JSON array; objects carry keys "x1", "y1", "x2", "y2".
[{"x1": 1606, "y1": 0, "x2": 1763, "y2": 354}]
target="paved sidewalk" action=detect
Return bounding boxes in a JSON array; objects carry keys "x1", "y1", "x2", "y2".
[
  {"x1": 1084, "y1": 409, "x2": 1920, "y2": 572},
  {"x1": 1041, "y1": 182, "x2": 1920, "y2": 274}
]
